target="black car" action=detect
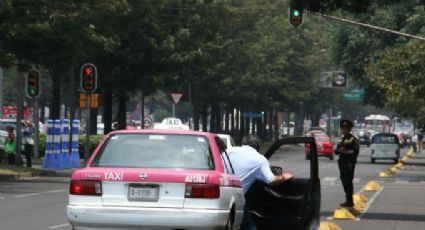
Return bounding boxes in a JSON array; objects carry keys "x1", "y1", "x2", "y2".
[{"x1": 358, "y1": 134, "x2": 371, "y2": 147}]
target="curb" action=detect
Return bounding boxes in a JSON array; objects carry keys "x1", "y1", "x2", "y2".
[{"x1": 0, "y1": 169, "x2": 73, "y2": 181}]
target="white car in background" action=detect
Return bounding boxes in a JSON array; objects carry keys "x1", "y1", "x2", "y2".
[
  {"x1": 217, "y1": 134, "x2": 236, "y2": 149},
  {"x1": 370, "y1": 133, "x2": 400, "y2": 164}
]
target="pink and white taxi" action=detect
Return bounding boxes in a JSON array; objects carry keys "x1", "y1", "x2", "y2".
[{"x1": 67, "y1": 129, "x2": 244, "y2": 230}]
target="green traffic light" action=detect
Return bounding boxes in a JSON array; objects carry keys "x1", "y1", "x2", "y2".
[{"x1": 293, "y1": 10, "x2": 300, "y2": 17}]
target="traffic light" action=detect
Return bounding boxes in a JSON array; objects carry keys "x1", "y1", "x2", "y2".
[
  {"x1": 26, "y1": 70, "x2": 40, "y2": 99},
  {"x1": 80, "y1": 63, "x2": 97, "y2": 93},
  {"x1": 289, "y1": 0, "x2": 304, "y2": 27}
]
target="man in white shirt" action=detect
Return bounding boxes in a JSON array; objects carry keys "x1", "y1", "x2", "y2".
[{"x1": 227, "y1": 135, "x2": 293, "y2": 230}]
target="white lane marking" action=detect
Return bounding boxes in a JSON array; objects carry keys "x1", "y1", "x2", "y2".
[
  {"x1": 49, "y1": 223, "x2": 71, "y2": 229},
  {"x1": 294, "y1": 169, "x2": 308, "y2": 174},
  {"x1": 356, "y1": 186, "x2": 384, "y2": 221},
  {"x1": 395, "y1": 180, "x2": 409, "y2": 184},
  {"x1": 322, "y1": 177, "x2": 360, "y2": 184},
  {"x1": 359, "y1": 148, "x2": 369, "y2": 155},
  {"x1": 43, "y1": 189, "x2": 67, "y2": 194},
  {"x1": 14, "y1": 193, "x2": 40, "y2": 198},
  {"x1": 323, "y1": 177, "x2": 338, "y2": 182}
]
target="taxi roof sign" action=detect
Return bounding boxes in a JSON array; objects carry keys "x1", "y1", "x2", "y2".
[{"x1": 154, "y1": 117, "x2": 190, "y2": 130}]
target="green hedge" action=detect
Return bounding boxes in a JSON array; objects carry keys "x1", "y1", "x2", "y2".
[{"x1": 38, "y1": 134, "x2": 104, "y2": 159}]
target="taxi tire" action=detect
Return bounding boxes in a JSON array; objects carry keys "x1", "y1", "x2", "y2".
[
  {"x1": 224, "y1": 209, "x2": 235, "y2": 230},
  {"x1": 371, "y1": 158, "x2": 376, "y2": 164},
  {"x1": 329, "y1": 155, "x2": 334, "y2": 160}
]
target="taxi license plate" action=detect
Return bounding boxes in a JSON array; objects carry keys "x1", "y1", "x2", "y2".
[{"x1": 128, "y1": 184, "x2": 159, "y2": 202}]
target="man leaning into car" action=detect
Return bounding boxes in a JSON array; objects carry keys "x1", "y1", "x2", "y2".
[{"x1": 227, "y1": 135, "x2": 294, "y2": 230}]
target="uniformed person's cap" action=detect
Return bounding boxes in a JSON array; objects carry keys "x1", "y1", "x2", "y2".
[{"x1": 340, "y1": 119, "x2": 353, "y2": 128}]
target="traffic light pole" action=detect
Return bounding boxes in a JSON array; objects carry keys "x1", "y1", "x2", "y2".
[
  {"x1": 34, "y1": 100, "x2": 40, "y2": 159},
  {"x1": 84, "y1": 94, "x2": 91, "y2": 163}
]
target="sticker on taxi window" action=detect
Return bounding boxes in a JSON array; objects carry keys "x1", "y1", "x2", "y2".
[
  {"x1": 185, "y1": 175, "x2": 206, "y2": 183},
  {"x1": 197, "y1": 137, "x2": 206, "y2": 143},
  {"x1": 111, "y1": 136, "x2": 119, "y2": 140},
  {"x1": 104, "y1": 172, "x2": 123, "y2": 181},
  {"x1": 149, "y1": 135, "x2": 167, "y2": 140}
]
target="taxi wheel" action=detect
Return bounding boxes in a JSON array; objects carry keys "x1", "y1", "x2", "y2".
[
  {"x1": 371, "y1": 158, "x2": 376, "y2": 164},
  {"x1": 329, "y1": 155, "x2": 334, "y2": 160},
  {"x1": 224, "y1": 209, "x2": 235, "y2": 230}
]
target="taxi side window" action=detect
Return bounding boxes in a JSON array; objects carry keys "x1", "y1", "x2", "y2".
[{"x1": 215, "y1": 137, "x2": 234, "y2": 174}]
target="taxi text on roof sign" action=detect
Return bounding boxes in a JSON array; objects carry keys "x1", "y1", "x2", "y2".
[{"x1": 154, "y1": 117, "x2": 190, "y2": 130}]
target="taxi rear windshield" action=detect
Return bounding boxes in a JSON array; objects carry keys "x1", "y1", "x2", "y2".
[{"x1": 91, "y1": 134, "x2": 215, "y2": 170}]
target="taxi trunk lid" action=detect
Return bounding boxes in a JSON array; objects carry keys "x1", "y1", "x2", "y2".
[{"x1": 80, "y1": 168, "x2": 212, "y2": 208}]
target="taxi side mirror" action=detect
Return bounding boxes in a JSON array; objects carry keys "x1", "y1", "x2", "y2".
[{"x1": 270, "y1": 166, "x2": 283, "y2": 176}]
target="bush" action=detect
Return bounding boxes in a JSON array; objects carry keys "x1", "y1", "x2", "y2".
[{"x1": 38, "y1": 134, "x2": 104, "y2": 159}]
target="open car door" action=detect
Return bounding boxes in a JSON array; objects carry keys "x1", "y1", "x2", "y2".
[{"x1": 245, "y1": 137, "x2": 321, "y2": 230}]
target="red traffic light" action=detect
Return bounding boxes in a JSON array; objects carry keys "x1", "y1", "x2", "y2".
[
  {"x1": 84, "y1": 66, "x2": 94, "y2": 76},
  {"x1": 80, "y1": 63, "x2": 97, "y2": 93},
  {"x1": 26, "y1": 70, "x2": 40, "y2": 98}
]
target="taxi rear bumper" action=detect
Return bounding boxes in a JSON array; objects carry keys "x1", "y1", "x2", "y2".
[{"x1": 67, "y1": 205, "x2": 231, "y2": 230}]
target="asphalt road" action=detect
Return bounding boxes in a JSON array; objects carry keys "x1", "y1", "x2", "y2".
[
  {"x1": 268, "y1": 144, "x2": 425, "y2": 230},
  {"x1": 1, "y1": 144, "x2": 425, "y2": 230},
  {"x1": 0, "y1": 177, "x2": 72, "y2": 230}
]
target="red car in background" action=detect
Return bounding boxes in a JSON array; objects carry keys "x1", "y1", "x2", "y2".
[{"x1": 306, "y1": 134, "x2": 334, "y2": 160}]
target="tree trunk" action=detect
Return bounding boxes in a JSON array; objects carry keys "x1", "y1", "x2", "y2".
[
  {"x1": 201, "y1": 102, "x2": 208, "y2": 132},
  {"x1": 225, "y1": 109, "x2": 230, "y2": 133},
  {"x1": 230, "y1": 109, "x2": 235, "y2": 135},
  {"x1": 295, "y1": 102, "x2": 304, "y2": 135},
  {"x1": 193, "y1": 84, "x2": 200, "y2": 131},
  {"x1": 245, "y1": 116, "x2": 250, "y2": 136},
  {"x1": 274, "y1": 109, "x2": 279, "y2": 141},
  {"x1": 240, "y1": 109, "x2": 245, "y2": 139},
  {"x1": 235, "y1": 108, "x2": 240, "y2": 134},
  {"x1": 15, "y1": 67, "x2": 24, "y2": 165},
  {"x1": 117, "y1": 93, "x2": 126, "y2": 130},
  {"x1": 262, "y1": 112, "x2": 267, "y2": 141},
  {"x1": 69, "y1": 66, "x2": 77, "y2": 122},
  {"x1": 215, "y1": 104, "x2": 221, "y2": 133},
  {"x1": 209, "y1": 104, "x2": 216, "y2": 133},
  {"x1": 49, "y1": 68, "x2": 61, "y2": 119},
  {"x1": 103, "y1": 88, "x2": 113, "y2": 134}
]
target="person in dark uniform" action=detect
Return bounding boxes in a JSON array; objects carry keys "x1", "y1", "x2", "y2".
[{"x1": 335, "y1": 119, "x2": 359, "y2": 207}]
